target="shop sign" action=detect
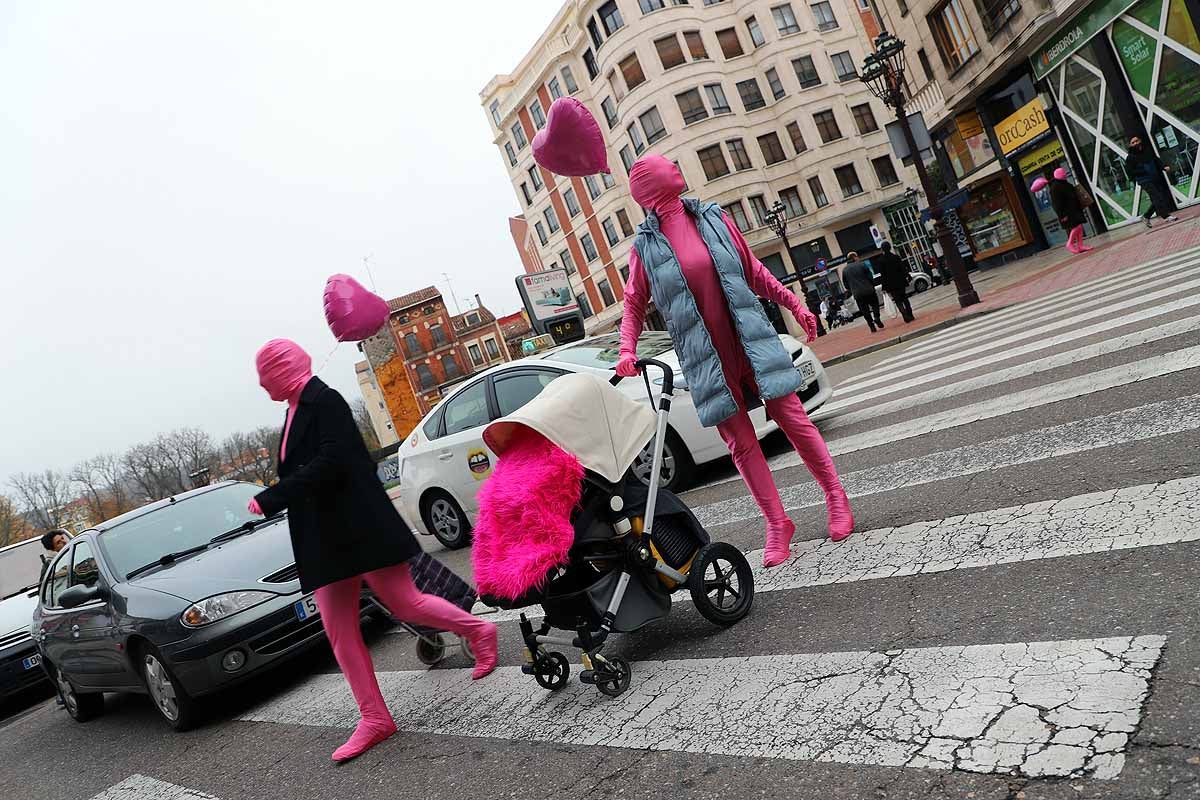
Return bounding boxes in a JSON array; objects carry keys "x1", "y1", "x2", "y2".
[
  {"x1": 1016, "y1": 137, "x2": 1066, "y2": 177},
  {"x1": 995, "y1": 99, "x2": 1051, "y2": 155},
  {"x1": 956, "y1": 110, "x2": 984, "y2": 140},
  {"x1": 1031, "y1": 0, "x2": 1140, "y2": 79}
]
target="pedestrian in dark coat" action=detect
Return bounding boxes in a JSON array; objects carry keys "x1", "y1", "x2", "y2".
[
  {"x1": 1126, "y1": 135, "x2": 1179, "y2": 227},
  {"x1": 805, "y1": 291, "x2": 827, "y2": 336},
  {"x1": 1047, "y1": 167, "x2": 1092, "y2": 254},
  {"x1": 875, "y1": 242, "x2": 915, "y2": 323},
  {"x1": 840, "y1": 252, "x2": 884, "y2": 332}
]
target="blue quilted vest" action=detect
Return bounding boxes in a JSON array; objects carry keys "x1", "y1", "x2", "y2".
[{"x1": 633, "y1": 198, "x2": 802, "y2": 428}]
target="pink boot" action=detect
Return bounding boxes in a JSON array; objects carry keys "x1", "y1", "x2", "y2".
[
  {"x1": 470, "y1": 623, "x2": 499, "y2": 680},
  {"x1": 766, "y1": 395, "x2": 855, "y2": 543},
  {"x1": 763, "y1": 518, "x2": 797, "y2": 568},
  {"x1": 332, "y1": 718, "x2": 398, "y2": 763},
  {"x1": 826, "y1": 488, "x2": 854, "y2": 542}
]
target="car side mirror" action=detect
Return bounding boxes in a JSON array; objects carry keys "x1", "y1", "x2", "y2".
[{"x1": 58, "y1": 583, "x2": 107, "y2": 609}]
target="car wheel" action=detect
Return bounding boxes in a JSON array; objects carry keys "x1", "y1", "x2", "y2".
[
  {"x1": 140, "y1": 644, "x2": 199, "y2": 731},
  {"x1": 630, "y1": 429, "x2": 695, "y2": 493},
  {"x1": 55, "y1": 662, "x2": 104, "y2": 723},
  {"x1": 913, "y1": 278, "x2": 930, "y2": 293},
  {"x1": 422, "y1": 492, "x2": 472, "y2": 550}
]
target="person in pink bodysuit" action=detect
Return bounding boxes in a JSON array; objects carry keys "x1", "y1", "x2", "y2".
[
  {"x1": 617, "y1": 156, "x2": 854, "y2": 567},
  {"x1": 249, "y1": 339, "x2": 498, "y2": 763}
]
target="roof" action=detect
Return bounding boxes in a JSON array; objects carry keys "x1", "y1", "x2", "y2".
[
  {"x1": 451, "y1": 305, "x2": 497, "y2": 333},
  {"x1": 388, "y1": 286, "x2": 441, "y2": 312}
]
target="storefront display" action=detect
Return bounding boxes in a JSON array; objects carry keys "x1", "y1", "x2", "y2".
[
  {"x1": 1016, "y1": 137, "x2": 1098, "y2": 244},
  {"x1": 958, "y1": 176, "x2": 1032, "y2": 258}
]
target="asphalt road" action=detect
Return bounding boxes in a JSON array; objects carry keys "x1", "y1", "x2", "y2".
[{"x1": 3, "y1": 246, "x2": 1200, "y2": 800}]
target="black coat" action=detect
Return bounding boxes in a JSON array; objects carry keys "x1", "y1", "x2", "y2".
[
  {"x1": 875, "y1": 252, "x2": 910, "y2": 292},
  {"x1": 255, "y1": 377, "x2": 421, "y2": 593},
  {"x1": 1048, "y1": 179, "x2": 1086, "y2": 228}
]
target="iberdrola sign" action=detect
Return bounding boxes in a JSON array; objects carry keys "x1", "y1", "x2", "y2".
[{"x1": 1031, "y1": 0, "x2": 1140, "y2": 79}]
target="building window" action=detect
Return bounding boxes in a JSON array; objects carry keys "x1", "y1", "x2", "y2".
[
  {"x1": 528, "y1": 166, "x2": 543, "y2": 190},
  {"x1": 872, "y1": 155, "x2": 900, "y2": 186},
  {"x1": 780, "y1": 186, "x2": 806, "y2": 217},
  {"x1": 617, "y1": 208, "x2": 635, "y2": 236},
  {"x1": 504, "y1": 142, "x2": 517, "y2": 166},
  {"x1": 609, "y1": 70, "x2": 627, "y2": 101},
  {"x1": 404, "y1": 332, "x2": 422, "y2": 357},
  {"x1": 431, "y1": 323, "x2": 448, "y2": 347},
  {"x1": 548, "y1": 77, "x2": 563, "y2": 100},
  {"x1": 716, "y1": 28, "x2": 744, "y2": 59},
  {"x1": 416, "y1": 364, "x2": 435, "y2": 389},
  {"x1": 599, "y1": 0, "x2": 625, "y2": 35},
  {"x1": 627, "y1": 123, "x2": 646, "y2": 155},
  {"x1": 835, "y1": 163, "x2": 864, "y2": 197},
  {"x1": 581, "y1": 232, "x2": 600, "y2": 262},
  {"x1": 442, "y1": 353, "x2": 462, "y2": 378},
  {"x1": 467, "y1": 343, "x2": 483, "y2": 366},
  {"x1": 917, "y1": 48, "x2": 934, "y2": 82},
  {"x1": 698, "y1": 144, "x2": 731, "y2": 180},
  {"x1": 544, "y1": 206, "x2": 560, "y2": 234},
  {"x1": 489, "y1": 100, "x2": 502, "y2": 127},
  {"x1": 585, "y1": 174, "x2": 603, "y2": 200},
  {"x1": 603, "y1": 217, "x2": 620, "y2": 245},
  {"x1": 749, "y1": 194, "x2": 770, "y2": 227},
  {"x1": 620, "y1": 52, "x2": 646, "y2": 90},
  {"x1": 726, "y1": 138, "x2": 753, "y2": 170},
  {"x1": 684, "y1": 30, "x2": 709, "y2": 60},
  {"x1": 793, "y1": 55, "x2": 821, "y2": 88},
  {"x1": 602, "y1": 172, "x2": 616, "y2": 188},
  {"x1": 561, "y1": 249, "x2": 576, "y2": 273},
  {"x1": 584, "y1": 49, "x2": 599, "y2": 80},
  {"x1": 852, "y1": 103, "x2": 878, "y2": 134},
  {"x1": 746, "y1": 16, "x2": 766, "y2": 47},
  {"x1": 929, "y1": 0, "x2": 979, "y2": 72},
  {"x1": 485, "y1": 338, "x2": 501, "y2": 359},
  {"x1": 577, "y1": 293, "x2": 594, "y2": 318},
  {"x1": 530, "y1": 99, "x2": 546, "y2": 129},
  {"x1": 811, "y1": 1, "x2": 838, "y2": 30},
  {"x1": 704, "y1": 83, "x2": 732, "y2": 115},
  {"x1": 588, "y1": 18, "x2": 604, "y2": 50},
  {"x1": 704, "y1": 0, "x2": 725, "y2": 4},
  {"x1": 620, "y1": 264, "x2": 630, "y2": 283},
  {"x1": 520, "y1": 182, "x2": 532, "y2": 205},
  {"x1": 512, "y1": 123, "x2": 527, "y2": 149},
  {"x1": 809, "y1": 175, "x2": 830, "y2": 207},
  {"x1": 601, "y1": 97, "x2": 618, "y2": 129},
  {"x1": 772, "y1": 4, "x2": 802, "y2": 34},
  {"x1": 598, "y1": 278, "x2": 616, "y2": 307},
  {"x1": 677, "y1": 88, "x2": 708, "y2": 124},
  {"x1": 562, "y1": 65, "x2": 579, "y2": 93},
  {"x1": 620, "y1": 145, "x2": 637, "y2": 174},
  {"x1": 535, "y1": 221, "x2": 549, "y2": 246},
  {"x1": 898, "y1": 0, "x2": 910, "y2": 11},
  {"x1": 564, "y1": 188, "x2": 582, "y2": 217},
  {"x1": 640, "y1": 0, "x2": 667, "y2": 11},
  {"x1": 757, "y1": 132, "x2": 787, "y2": 165},
  {"x1": 723, "y1": 200, "x2": 751, "y2": 232},
  {"x1": 814, "y1": 109, "x2": 842, "y2": 142},
  {"x1": 737, "y1": 78, "x2": 766, "y2": 111},
  {"x1": 639, "y1": 106, "x2": 667, "y2": 144},
  {"x1": 831, "y1": 51, "x2": 857, "y2": 81},
  {"x1": 766, "y1": 67, "x2": 786, "y2": 100},
  {"x1": 786, "y1": 121, "x2": 807, "y2": 153},
  {"x1": 656, "y1": 34, "x2": 687, "y2": 69}
]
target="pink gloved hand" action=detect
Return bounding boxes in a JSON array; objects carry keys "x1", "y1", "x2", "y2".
[
  {"x1": 616, "y1": 354, "x2": 639, "y2": 377},
  {"x1": 247, "y1": 499, "x2": 263, "y2": 516},
  {"x1": 794, "y1": 307, "x2": 819, "y2": 343}
]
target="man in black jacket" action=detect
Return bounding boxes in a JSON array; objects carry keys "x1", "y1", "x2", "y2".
[
  {"x1": 841, "y1": 252, "x2": 884, "y2": 332},
  {"x1": 1126, "y1": 136, "x2": 1178, "y2": 228},
  {"x1": 875, "y1": 242, "x2": 915, "y2": 323}
]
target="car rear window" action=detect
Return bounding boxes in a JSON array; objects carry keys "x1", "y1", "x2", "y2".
[{"x1": 543, "y1": 333, "x2": 673, "y2": 370}]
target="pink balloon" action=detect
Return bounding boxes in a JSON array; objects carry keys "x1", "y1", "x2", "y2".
[
  {"x1": 532, "y1": 97, "x2": 609, "y2": 177},
  {"x1": 323, "y1": 274, "x2": 389, "y2": 342},
  {"x1": 1030, "y1": 177, "x2": 1049, "y2": 192}
]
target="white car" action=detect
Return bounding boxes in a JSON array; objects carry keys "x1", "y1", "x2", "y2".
[{"x1": 395, "y1": 331, "x2": 832, "y2": 549}]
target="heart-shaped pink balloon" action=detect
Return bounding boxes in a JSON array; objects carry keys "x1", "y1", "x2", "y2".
[
  {"x1": 532, "y1": 97, "x2": 609, "y2": 177},
  {"x1": 1030, "y1": 177, "x2": 1049, "y2": 192},
  {"x1": 323, "y1": 274, "x2": 389, "y2": 342}
]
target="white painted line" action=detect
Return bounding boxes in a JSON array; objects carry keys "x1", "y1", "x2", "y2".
[
  {"x1": 240, "y1": 636, "x2": 1164, "y2": 779},
  {"x1": 90, "y1": 775, "x2": 218, "y2": 800},
  {"x1": 696, "y1": 393, "x2": 1200, "y2": 527},
  {"x1": 815, "y1": 314, "x2": 1200, "y2": 430}
]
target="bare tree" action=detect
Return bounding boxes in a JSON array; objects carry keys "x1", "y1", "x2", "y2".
[
  {"x1": 0, "y1": 493, "x2": 31, "y2": 547},
  {"x1": 248, "y1": 426, "x2": 282, "y2": 485},
  {"x1": 122, "y1": 441, "x2": 182, "y2": 503},
  {"x1": 168, "y1": 427, "x2": 217, "y2": 488},
  {"x1": 352, "y1": 398, "x2": 381, "y2": 452},
  {"x1": 70, "y1": 458, "x2": 108, "y2": 523},
  {"x1": 94, "y1": 452, "x2": 130, "y2": 514},
  {"x1": 9, "y1": 470, "x2": 72, "y2": 529}
]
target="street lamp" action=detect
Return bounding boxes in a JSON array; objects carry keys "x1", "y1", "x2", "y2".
[
  {"x1": 859, "y1": 32, "x2": 980, "y2": 308},
  {"x1": 764, "y1": 199, "x2": 800, "y2": 274}
]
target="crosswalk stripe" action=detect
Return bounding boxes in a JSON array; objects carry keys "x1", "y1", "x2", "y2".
[
  {"x1": 240, "y1": 635, "x2": 1164, "y2": 779},
  {"x1": 815, "y1": 314, "x2": 1200, "y2": 429},
  {"x1": 696, "y1": 393, "x2": 1200, "y2": 526},
  {"x1": 90, "y1": 775, "x2": 218, "y2": 800},
  {"x1": 834, "y1": 273, "x2": 1200, "y2": 396}
]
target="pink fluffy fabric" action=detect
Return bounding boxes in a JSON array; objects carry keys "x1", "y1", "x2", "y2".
[{"x1": 471, "y1": 427, "x2": 583, "y2": 601}]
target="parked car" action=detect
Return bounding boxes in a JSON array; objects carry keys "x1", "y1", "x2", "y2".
[
  {"x1": 32, "y1": 481, "x2": 370, "y2": 731},
  {"x1": 396, "y1": 331, "x2": 832, "y2": 549},
  {"x1": 1, "y1": 538, "x2": 54, "y2": 701}
]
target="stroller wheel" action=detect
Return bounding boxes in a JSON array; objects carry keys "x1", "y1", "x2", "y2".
[
  {"x1": 595, "y1": 656, "x2": 632, "y2": 698},
  {"x1": 689, "y1": 542, "x2": 755, "y2": 626},
  {"x1": 415, "y1": 633, "x2": 446, "y2": 666},
  {"x1": 459, "y1": 636, "x2": 476, "y2": 663},
  {"x1": 534, "y1": 652, "x2": 570, "y2": 691}
]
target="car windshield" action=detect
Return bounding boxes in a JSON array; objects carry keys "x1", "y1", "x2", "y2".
[
  {"x1": 542, "y1": 333, "x2": 674, "y2": 370},
  {"x1": 0, "y1": 539, "x2": 46, "y2": 598},
  {"x1": 97, "y1": 483, "x2": 264, "y2": 579}
]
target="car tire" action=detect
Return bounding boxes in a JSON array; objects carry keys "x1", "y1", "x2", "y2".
[
  {"x1": 630, "y1": 429, "x2": 696, "y2": 493},
  {"x1": 913, "y1": 278, "x2": 930, "y2": 293},
  {"x1": 138, "y1": 643, "x2": 199, "y2": 731},
  {"x1": 54, "y1": 662, "x2": 104, "y2": 723},
  {"x1": 422, "y1": 492, "x2": 472, "y2": 550}
]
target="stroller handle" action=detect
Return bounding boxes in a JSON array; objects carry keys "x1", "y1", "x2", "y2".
[{"x1": 609, "y1": 358, "x2": 675, "y2": 397}]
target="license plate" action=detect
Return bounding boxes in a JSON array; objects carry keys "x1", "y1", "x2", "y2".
[
  {"x1": 799, "y1": 361, "x2": 817, "y2": 382},
  {"x1": 294, "y1": 594, "x2": 319, "y2": 621},
  {"x1": 22, "y1": 654, "x2": 42, "y2": 671}
]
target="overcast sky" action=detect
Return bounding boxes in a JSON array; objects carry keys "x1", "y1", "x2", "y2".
[{"x1": 0, "y1": 1, "x2": 565, "y2": 481}]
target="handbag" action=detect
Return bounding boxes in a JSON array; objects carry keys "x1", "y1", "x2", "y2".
[{"x1": 1075, "y1": 183, "x2": 1095, "y2": 208}]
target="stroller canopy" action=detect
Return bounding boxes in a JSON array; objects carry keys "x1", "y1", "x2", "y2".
[{"x1": 484, "y1": 372, "x2": 656, "y2": 483}]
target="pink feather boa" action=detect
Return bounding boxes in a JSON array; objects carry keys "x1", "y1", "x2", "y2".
[{"x1": 471, "y1": 427, "x2": 583, "y2": 601}]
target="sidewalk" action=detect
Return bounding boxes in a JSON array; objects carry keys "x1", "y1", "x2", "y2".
[{"x1": 809, "y1": 206, "x2": 1200, "y2": 366}]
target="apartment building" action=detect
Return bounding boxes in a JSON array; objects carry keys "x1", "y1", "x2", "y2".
[
  {"x1": 355, "y1": 360, "x2": 400, "y2": 448},
  {"x1": 452, "y1": 294, "x2": 513, "y2": 373},
  {"x1": 481, "y1": 0, "x2": 928, "y2": 328}
]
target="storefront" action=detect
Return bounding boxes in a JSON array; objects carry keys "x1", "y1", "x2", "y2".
[{"x1": 1032, "y1": 0, "x2": 1200, "y2": 226}]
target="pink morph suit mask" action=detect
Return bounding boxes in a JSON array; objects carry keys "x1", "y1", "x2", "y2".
[
  {"x1": 256, "y1": 339, "x2": 313, "y2": 403},
  {"x1": 629, "y1": 154, "x2": 687, "y2": 214}
]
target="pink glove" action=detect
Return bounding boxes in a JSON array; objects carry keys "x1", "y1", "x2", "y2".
[
  {"x1": 247, "y1": 499, "x2": 263, "y2": 516},
  {"x1": 616, "y1": 354, "x2": 639, "y2": 377},
  {"x1": 796, "y1": 308, "x2": 819, "y2": 343}
]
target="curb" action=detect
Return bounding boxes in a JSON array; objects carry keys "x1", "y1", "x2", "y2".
[{"x1": 819, "y1": 306, "x2": 1004, "y2": 368}]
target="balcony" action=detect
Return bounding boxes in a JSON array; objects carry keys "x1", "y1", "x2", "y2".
[{"x1": 979, "y1": 0, "x2": 1021, "y2": 38}]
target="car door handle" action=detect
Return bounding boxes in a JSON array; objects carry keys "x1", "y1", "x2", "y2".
[
  {"x1": 437, "y1": 452, "x2": 454, "y2": 461},
  {"x1": 71, "y1": 625, "x2": 80, "y2": 638}
]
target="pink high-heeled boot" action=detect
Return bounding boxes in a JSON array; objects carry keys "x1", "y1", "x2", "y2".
[{"x1": 332, "y1": 719, "x2": 398, "y2": 763}]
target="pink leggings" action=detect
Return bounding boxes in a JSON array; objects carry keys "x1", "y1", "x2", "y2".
[{"x1": 314, "y1": 562, "x2": 491, "y2": 725}]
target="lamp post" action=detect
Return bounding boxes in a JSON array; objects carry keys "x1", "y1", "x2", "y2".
[
  {"x1": 858, "y1": 32, "x2": 979, "y2": 308},
  {"x1": 764, "y1": 199, "x2": 825, "y2": 336}
]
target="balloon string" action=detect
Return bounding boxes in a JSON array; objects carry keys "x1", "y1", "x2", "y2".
[{"x1": 315, "y1": 341, "x2": 339, "y2": 375}]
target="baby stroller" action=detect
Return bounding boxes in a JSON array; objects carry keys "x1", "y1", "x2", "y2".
[
  {"x1": 477, "y1": 360, "x2": 755, "y2": 697},
  {"x1": 365, "y1": 553, "x2": 478, "y2": 666}
]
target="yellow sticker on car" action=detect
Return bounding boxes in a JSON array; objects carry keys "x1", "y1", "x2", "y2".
[{"x1": 468, "y1": 449, "x2": 492, "y2": 480}]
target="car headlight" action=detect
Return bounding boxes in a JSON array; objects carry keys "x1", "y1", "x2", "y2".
[{"x1": 181, "y1": 591, "x2": 275, "y2": 628}]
